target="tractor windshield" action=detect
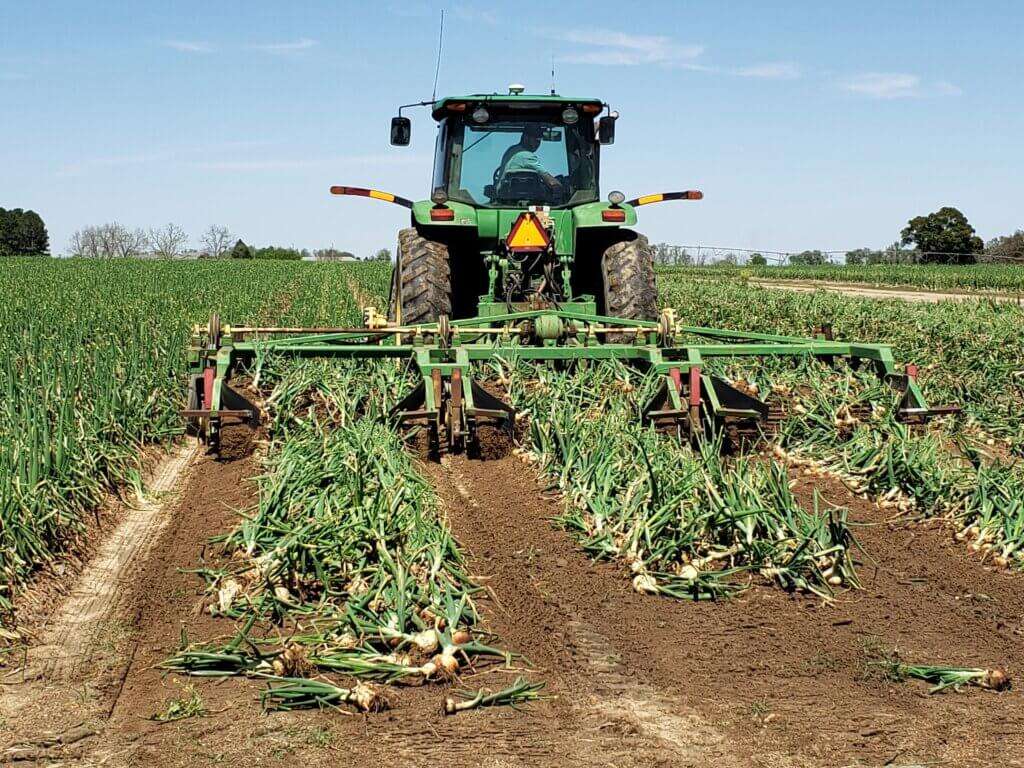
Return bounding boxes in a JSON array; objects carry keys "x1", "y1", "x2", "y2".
[{"x1": 441, "y1": 113, "x2": 598, "y2": 208}]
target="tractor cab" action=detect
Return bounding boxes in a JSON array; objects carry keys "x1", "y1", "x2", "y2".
[{"x1": 422, "y1": 92, "x2": 611, "y2": 210}]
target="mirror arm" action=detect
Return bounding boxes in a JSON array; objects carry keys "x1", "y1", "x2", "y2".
[{"x1": 397, "y1": 99, "x2": 437, "y2": 117}]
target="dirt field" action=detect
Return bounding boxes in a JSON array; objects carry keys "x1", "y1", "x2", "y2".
[
  {"x1": 2, "y1": 446, "x2": 1023, "y2": 767},
  {"x1": 750, "y1": 279, "x2": 1024, "y2": 304}
]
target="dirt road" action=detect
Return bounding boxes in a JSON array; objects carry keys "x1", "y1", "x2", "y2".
[
  {"x1": 751, "y1": 278, "x2": 1024, "y2": 304},
  {"x1": 2, "y1": 448, "x2": 1023, "y2": 767}
]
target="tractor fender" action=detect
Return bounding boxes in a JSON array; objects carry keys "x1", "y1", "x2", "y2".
[
  {"x1": 411, "y1": 200, "x2": 478, "y2": 228},
  {"x1": 572, "y1": 201, "x2": 638, "y2": 229}
]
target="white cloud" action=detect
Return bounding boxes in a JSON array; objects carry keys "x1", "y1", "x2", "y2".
[
  {"x1": 733, "y1": 62, "x2": 800, "y2": 80},
  {"x1": 557, "y1": 29, "x2": 704, "y2": 66},
  {"x1": 841, "y1": 72, "x2": 961, "y2": 99},
  {"x1": 842, "y1": 72, "x2": 920, "y2": 98},
  {"x1": 934, "y1": 80, "x2": 963, "y2": 96},
  {"x1": 252, "y1": 38, "x2": 318, "y2": 54},
  {"x1": 163, "y1": 40, "x2": 214, "y2": 53}
]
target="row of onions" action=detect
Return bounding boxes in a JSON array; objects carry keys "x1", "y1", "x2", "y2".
[
  {"x1": 728, "y1": 357, "x2": 1024, "y2": 569},
  {"x1": 165, "y1": 358, "x2": 536, "y2": 713},
  {"x1": 661, "y1": 263, "x2": 1024, "y2": 293},
  {"x1": 659, "y1": 274, "x2": 1024, "y2": 452},
  {"x1": 0, "y1": 259, "x2": 389, "y2": 628},
  {"x1": 0, "y1": 258, "x2": 327, "y2": 623},
  {"x1": 494, "y1": 360, "x2": 858, "y2": 601}
]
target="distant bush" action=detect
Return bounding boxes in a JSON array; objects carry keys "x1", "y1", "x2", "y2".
[
  {"x1": 253, "y1": 246, "x2": 303, "y2": 261},
  {"x1": 789, "y1": 250, "x2": 827, "y2": 266}
]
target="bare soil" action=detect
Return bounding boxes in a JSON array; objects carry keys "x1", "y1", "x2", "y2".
[{"x1": 2, "y1": 447, "x2": 1023, "y2": 767}]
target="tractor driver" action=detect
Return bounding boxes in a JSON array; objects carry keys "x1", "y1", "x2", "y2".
[{"x1": 496, "y1": 124, "x2": 563, "y2": 194}]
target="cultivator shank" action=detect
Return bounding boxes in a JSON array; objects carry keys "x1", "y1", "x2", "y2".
[{"x1": 184, "y1": 305, "x2": 956, "y2": 455}]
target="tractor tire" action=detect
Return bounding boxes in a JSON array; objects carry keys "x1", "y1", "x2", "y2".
[
  {"x1": 390, "y1": 228, "x2": 452, "y2": 325},
  {"x1": 602, "y1": 233, "x2": 658, "y2": 322}
]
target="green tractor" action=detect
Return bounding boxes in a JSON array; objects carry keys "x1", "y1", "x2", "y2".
[
  {"x1": 185, "y1": 87, "x2": 952, "y2": 456},
  {"x1": 331, "y1": 85, "x2": 702, "y2": 327}
]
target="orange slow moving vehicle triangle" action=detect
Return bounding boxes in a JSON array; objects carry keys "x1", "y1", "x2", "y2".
[{"x1": 506, "y1": 212, "x2": 550, "y2": 252}]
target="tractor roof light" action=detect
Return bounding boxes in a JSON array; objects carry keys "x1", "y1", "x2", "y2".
[
  {"x1": 471, "y1": 106, "x2": 489, "y2": 124},
  {"x1": 607, "y1": 190, "x2": 625, "y2": 206},
  {"x1": 561, "y1": 107, "x2": 579, "y2": 125},
  {"x1": 430, "y1": 188, "x2": 448, "y2": 206}
]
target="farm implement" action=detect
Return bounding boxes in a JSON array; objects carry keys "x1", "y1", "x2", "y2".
[
  {"x1": 185, "y1": 309, "x2": 951, "y2": 455},
  {"x1": 184, "y1": 86, "x2": 954, "y2": 453}
]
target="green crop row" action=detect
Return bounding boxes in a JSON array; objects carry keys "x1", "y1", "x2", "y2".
[
  {"x1": 658, "y1": 274, "x2": 1024, "y2": 449},
  {"x1": 165, "y1": 357, "x2": 510, "y2": 711},
  {"x1": 498, "y1": 360, "x2": 858, "y2": 600},
  {"x1": 0, "y1": 258, "x2": 383, "y2": 621},
  {"x1": 659, "y1": 263, "x2": 1024, "y2": 293}
]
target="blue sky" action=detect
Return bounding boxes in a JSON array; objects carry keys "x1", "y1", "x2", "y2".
[{"x1": 2, "y1": 1, "x2": 1021, "y2": 257}]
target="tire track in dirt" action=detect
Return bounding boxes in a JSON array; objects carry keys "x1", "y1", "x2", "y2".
[
  {"x1": 435, "y1": 454, "x2": 1024, "y2": 767},
  {"x1": 425, "y1": 455, "x2": 741, "y2": 767},
  {"x1": 1, "y1": 441, "x2": 199, "y2": 761}
]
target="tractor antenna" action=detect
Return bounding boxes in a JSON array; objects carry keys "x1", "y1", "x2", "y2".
[
  {"x1": 431, "y1": 9, "x2": 445, "y2": 102},
  {"x1": 550, "y1": 53, "x2": 556, "y2": 95}
]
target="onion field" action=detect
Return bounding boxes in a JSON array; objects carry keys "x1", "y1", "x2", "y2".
[
  {"x1": 2, "y1": 258, "x2": 1022, "y2": 765},
  {"x1": 665, "y1": 263, "x2": 1024, "y2": 293}
]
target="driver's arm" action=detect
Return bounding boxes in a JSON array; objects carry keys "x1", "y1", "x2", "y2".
[
  {"x1": 540, "y1": 171, "x2": 561, "y2": 189},
  {"x1": 516, "y1": 153, "x2": 561, "y2": 189}
]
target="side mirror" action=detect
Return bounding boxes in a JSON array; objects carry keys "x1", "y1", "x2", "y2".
[
  {"x1": 390, "y1": 116, "x2": 411, "y2": 146},
  {"x1": 598, "y1": 115, "x2": 616, "y2": 145}
]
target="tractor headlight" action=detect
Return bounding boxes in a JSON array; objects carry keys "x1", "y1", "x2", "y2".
[
  {"x1": 431, "y1": 188, "x2": 448, "y2": 205},
  {"x1": 561, "y1": 107, "x2": 579, "y2": 125},
  {"x1": 471, "y1": 106, "x2": 489, "y2": 124},
  {"x1": 608, "y1": 190, "x2": 626, "y2": 206}
]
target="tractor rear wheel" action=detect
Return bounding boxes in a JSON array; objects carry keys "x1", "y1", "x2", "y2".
[
  {"x1": 389, "y1": 228, "x2": 452, "y2": 325},
  {"x1": 602, "y1": 233, "x2": 658, "y2": 322}
]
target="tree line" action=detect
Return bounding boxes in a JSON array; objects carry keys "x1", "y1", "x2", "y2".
[
  {"x1": 67, "y1": 221, "x2": 392, "y2": 261},
  {"x1": 0, "y1": 208, "x2": 49, "y2": 255},
  {"x1": 654, "y1": 206, "x2": 1021, "y2": 267}
]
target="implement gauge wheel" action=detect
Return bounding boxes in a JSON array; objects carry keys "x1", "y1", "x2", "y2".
[{"x1": 389, "y1": 228, "x2": 452, "y2": 325}]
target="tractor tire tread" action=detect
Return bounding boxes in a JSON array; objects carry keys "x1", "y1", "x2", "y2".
[
  {"x1": 393, "y1": 228, "x2": 452, "y2": 325},
  {"x1": 602, "y1": 233, "x2": 658, "y2": 321}
]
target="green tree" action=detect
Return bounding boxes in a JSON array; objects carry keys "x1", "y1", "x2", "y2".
[
  {"x1": 748, "y1": 253, "x2": 767, "y2": 266},
  {"x1": 789, "y1": 250, "x2": 827, "y2": 266},
  {"x1": 373, "y1": 247, "x2": 392, "y2": 261},
  {"x1": 900, "y1": 207, "x2": 983, "y2": 264},
  {"x1": 0, "y1": 208, "x2": 49, "y2": 255},
  {"x1": 844, "y1": 248, "x2": 882, "y2": 265},
  {"x1": 230, "y1": 239, "x2": 254, "y2": 259}
]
